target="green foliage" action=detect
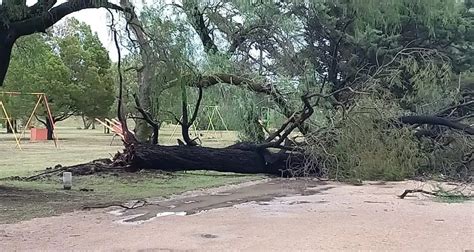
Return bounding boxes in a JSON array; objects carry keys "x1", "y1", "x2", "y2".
[
  {"x1": 3, "y1": 18, "x2": 114, "y2": 125},
  {"x1": 342, "y1": 0, "x2": 462, "y2": 37},
  {"x1": 325, "y1": 98, "x2": 424, "y2": 181},
  {"x1": 3, "y1": 34, "x2": 72, "y2": 121},
  {"x1": 55, "y1": 18, "x2": 115, "y2": 120},
  {"x1": 237, "y1": 100, "x2": 265, "y2": 143},
  {"x1": 421, "y1": 133, "x2": 473, "y2": 180},
  {"x1": 383, "y1": 53, "x2": 457, "y2": 114}
]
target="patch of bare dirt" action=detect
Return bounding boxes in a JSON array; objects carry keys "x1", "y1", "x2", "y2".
[
  {"x1": 1, "y1": 180, "x2": 473, "y2": 251},
  {"x1": 0, "y1": 186, "x2": 82, "y2": 223}
]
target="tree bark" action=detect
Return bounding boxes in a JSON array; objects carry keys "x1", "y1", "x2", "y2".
[
  {"x1": 45, "y1": 116, "x2": 54, "y2": 140},
  {"x1": 124, "y1": 143, "x2": 302, "y2": 176},
  {"x1": 5, "y1": 119, "x2": 18, "y2": 133},
  {"x1": 0, "y1": 29, "x2": 16, "y2": 86},
  {"x1": 82, "y1": 115, "x2": 93, "y2": 129},
  {"x1": 399, "y1": 115, "x2": 474, "y2": 135},
  {"x1": 121, "y1": 0, "x2": 155, "y2": 142}
]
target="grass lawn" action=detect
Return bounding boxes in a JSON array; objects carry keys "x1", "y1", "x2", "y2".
[{"x1": 0, "y1": 117, "x2": 261, "y2": 223}]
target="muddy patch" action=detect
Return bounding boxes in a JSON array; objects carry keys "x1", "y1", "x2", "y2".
[{"x1": 112, "y1": 179, "x2": 333, "y2": 224}]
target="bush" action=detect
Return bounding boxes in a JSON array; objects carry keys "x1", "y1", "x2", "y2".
[
  {"x1": 237, "y1": 102, "x2": 265, "y2": 143},
  {"x1": 420, "y1": 133, "x2": 473, "y2": 181},
  {"x1": 330, "y1": 115, "x2": 422, "y2": 181},
  {"x1": 303, "y1": 98, "x2": 424, "y2": 181}
]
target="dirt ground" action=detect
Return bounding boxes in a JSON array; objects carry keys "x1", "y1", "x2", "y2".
[{"x1": 1, "y1": 179, "x2": 473, "y2": 251}]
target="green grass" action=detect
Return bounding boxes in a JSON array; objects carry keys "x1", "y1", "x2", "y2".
[
  {"x1": 0, "y1": 117, "x2": 259, "y2": 223},
  {"x1": 0, "y1": 171, "x2": 260, "y2": 224},
  {"x1": 431, "y1": 187, "x2": 473, "y2": 204},
  {"x1": 0, "y1": 118, "x2": 239, "y2": 178},
  {"x1": 3, "y1": 171, "x2": 259, "y2": 200}
]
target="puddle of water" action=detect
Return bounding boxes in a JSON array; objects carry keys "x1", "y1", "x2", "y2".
[
  {"x1": 115, "y1": 211, "x2": 188, "y2": 225},
  {"x1": 111, "y1": 179, "x2": 333, "y2": 225},
  {"x1": 108, "y1": 209, "x2": 125, "y2": 216},
  {"x1": 156, "y1": 212, "x2": 187, "y2": 217}
]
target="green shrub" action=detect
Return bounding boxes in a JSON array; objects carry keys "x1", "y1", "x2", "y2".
[{"x1": 304, "y1": 98, "x2": 424, "y2": 181}]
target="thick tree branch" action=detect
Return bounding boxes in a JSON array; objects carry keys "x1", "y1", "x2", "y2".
[
  {"x1": 259, "y1": 94, "x2": 314, "y2": 149},
  {"x1": 34, "y1": 115, "x2": 46, "y2": 125},
  {"x1": 109, "y1": 8, "x2": 137, "y2": 144},
  {"x1": 189, "y1": 87, "x2": 203, "y2": 126},
  {"x1": 179, "y1": 85, "x2": 202, "y2": 146},
  {"x1": 54, "y1": 111, "x2": 75, "y2": 122},
  {"x1": 12, "y1": 0, "x2": 124, "y2": 37},
  {"x1": 265, "y1": 112, "x2": 296, "y2": 143},
  {"x1": 436, "y1": 100, "x2": 474, "y2": 117},
  {"x1": 183, "y1": 2, "x2": 218, "y2": 54},
  {"x1": 133, "y1": 94, "x2": 160, "y2": 144},
  {"x1": 399, "y1": 115, "x2": 474, "y2": 135}
]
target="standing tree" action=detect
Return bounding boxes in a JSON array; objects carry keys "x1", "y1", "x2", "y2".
[
  {"x1": 0, "y1": 0, "x2": 126, "y2": 86},
  {"x1": 4, "y1": 34, "x2": 72, "y2": 139},
  {"x1": 54, "y1": 18, "x2": 115, "y2": 129},
  {"x1": 4, "y1": 19, "x2": 115, "y2": 139}
]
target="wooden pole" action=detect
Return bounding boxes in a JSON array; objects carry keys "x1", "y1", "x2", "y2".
[
  {"x1": 42, "y1": 94, "x2": 59, "y2": 148},
  {"x1": 0, "y1": 101, "x2": 21, "y2": 150},
  {"x1": 18, "y1": 94, "x2": 42, "y2": 144}
]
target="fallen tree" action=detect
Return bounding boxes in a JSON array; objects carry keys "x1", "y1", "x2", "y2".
[
  {"x1": 122, "y1": 143, "x2": 301, "y2": 176},
  {"x1": 3, "y1": 1, "x2": 473, "y2": 181}
]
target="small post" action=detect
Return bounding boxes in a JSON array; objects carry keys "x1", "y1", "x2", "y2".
[{"x1": 63, "y1": 172, "x2": 72, "y2": 190}]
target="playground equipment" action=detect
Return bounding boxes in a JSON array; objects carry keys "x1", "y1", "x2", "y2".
[
  {"x1": 0, "y1": 101, "x2": 21, "y2": 149},
  {"x1": 0, "y1": 92, "x2": 58, "y2": 149},
  {"x1": 95, "y1": 118, "x2": 126, "y2": 145},
  {"x1": 169, "y1": 105, "x2": 229, "y2": 141}
]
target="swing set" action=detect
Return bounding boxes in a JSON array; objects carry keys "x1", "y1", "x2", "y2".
[
  {"x1": 169, "y1": 105, "x2": 229, "y2": 141},
  {"x1": 0, "y1": 92, "x2": 58, "y2": 149}
]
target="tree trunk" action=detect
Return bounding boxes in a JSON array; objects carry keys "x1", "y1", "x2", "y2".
[
  {"x1": 6, "y1": 119, "x2": 18, "y2": 133},
  {"x1": 0, "y1": 29, "x2": 16, "y2": 86},
  {"x1": 151, "y1": 126, "x2": 159, "y2": 145},
  {"x1": 82, "y1": 115, "x2": 93, "y2": 129},
  {"x1": 121, "y1": 0, "x2": 154, "y2": 142},
  {"x1": 104, "y1": 121, "x2": 110, "y2": 134},
  {"x1": 46, "y1": 117, "x2": 54, "y2": 140},
  {"x1": 124, "y1": 143, "x2": 302, "y2": 176}
]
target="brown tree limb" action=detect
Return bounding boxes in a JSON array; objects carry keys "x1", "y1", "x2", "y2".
[
  {"x1": 133, "y1": 94, "x2": 160, "y2": 144},
  {"x1": 180, "y1": 86, "x2": 203, "y2": 146},
  {"x1": 12, "y1": 0, "x2": 124, "y2": 37},
  {"x1": 399, "y1": 115, "x2": 474, "y2": 135},
  {"x1": 265, "y1": 113, "x2": 296, "y2": 143},
  {"x1": 399, "y1": 189, "x2": 438, "y2": 199},
  {"x1": 436, "y1": 100, "x2": 474, "y2": 117},
  {"x1": 189, "y1": 87, "x2": 203, "y2": 126},
  {"x1": 182, "y1": 2, "x2": 218, "y2": 54},
  {"x1": 108, "y1": 8, "x2": 137, "y2": 144},
  {"x1": 82, "y1": 200, "x2": 148, "y2": 210},
  {"x1": 258, "y1": 94, "x2": 314, "y2": 149}
]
